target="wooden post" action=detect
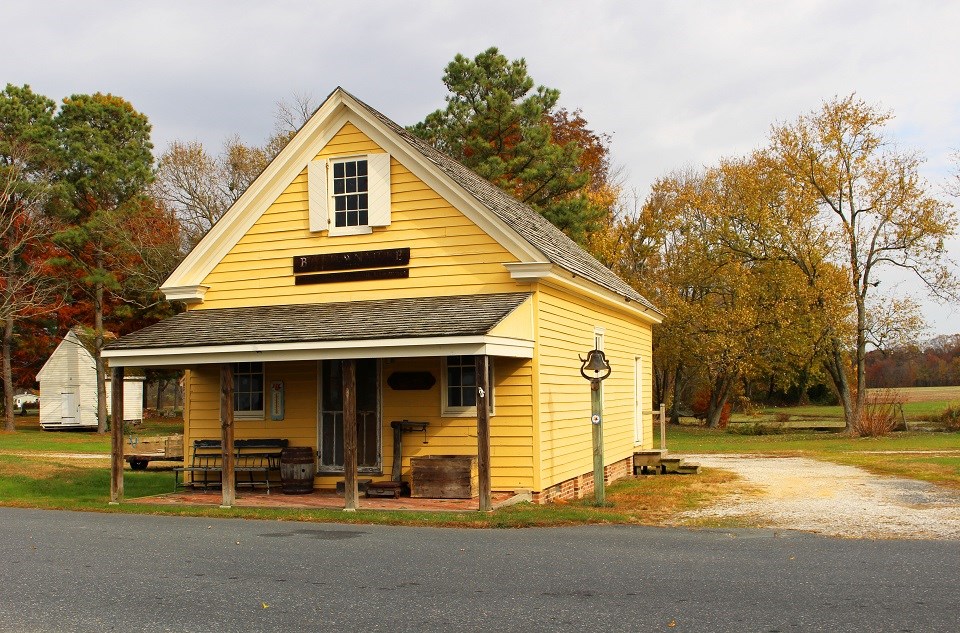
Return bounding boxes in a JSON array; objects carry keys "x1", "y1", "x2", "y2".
[
  {"x1": 475, "y1": 355, "x2": 491, "y2": 512},
  {"x1": 342, "y1": 359, "x2": 358, "y2": 511},
  {"x1": 659, "y1": 403, "x2": 667, "y2": 451},
  {"x1": 220, "y1": 364, "x2": 235, "y2": 508},
  {"x1": 109, "y1": 366, "x2": 124, "y2": 504},
  {"x1": 591, "y1": 379, "x2": 605, "y2": 505}
]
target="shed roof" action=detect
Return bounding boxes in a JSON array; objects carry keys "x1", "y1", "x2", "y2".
[{"x1": 106, "y1": 292, "x2": 532, "y2": 351}]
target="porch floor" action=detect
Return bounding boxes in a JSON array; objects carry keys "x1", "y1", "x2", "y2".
[{"x1": 132, "y1": 489, "x2": 517, "y2": 512}]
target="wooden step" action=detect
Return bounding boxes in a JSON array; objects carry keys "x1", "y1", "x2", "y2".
[{"x1": 677, "y1": 463, "x2": 702, "y2": 475}]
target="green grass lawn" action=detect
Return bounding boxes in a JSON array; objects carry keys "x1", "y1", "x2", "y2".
[{"x1": 0, "y1": 415, "x2": 182, "y2": 454}]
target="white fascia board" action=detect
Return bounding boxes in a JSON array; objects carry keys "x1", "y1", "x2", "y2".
[
  {"x1": 162, "y1": 95, "x2": 354, "y2": 290},
  {"x1": 101, "y1": 335, "x2": 535, "y2": 367},
  {"x1": 162, "y1": 88, "x2": 546, "y2": 293},
  {"x1": 503, "y1": 262, "x2": 553, "y2": 281},
  {"x1": 540, "y1": 269, "x2": 664, "y2": 325},
  {"x1": 160, "y1": 285, "x2": 209, "y2": 304}
]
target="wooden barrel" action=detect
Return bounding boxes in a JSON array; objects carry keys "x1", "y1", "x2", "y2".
[{"x1": 280, "y1": 447, "x2": 316, "y2": 495}]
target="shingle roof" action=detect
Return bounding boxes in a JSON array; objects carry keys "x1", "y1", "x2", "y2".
[
  {"x1": 344, "y1": 89, "x2": 659, "y2": 314},
  {"x1": 106, "y1": 293, "x2": 531, "y2": 350}
]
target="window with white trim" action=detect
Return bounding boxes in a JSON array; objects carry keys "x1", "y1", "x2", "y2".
[
  {"x1": 332, "y1": 158, "x2": 368, "y2": 229},
  {"x1": 233, "y1": 362, "x2": 264, "y2": 419},
  {"x1": 442, "y1": 355, "x2": 494, "y2": 416},
  {"x1": 308, "y1": 153, "x2": 391, "y2": 235}
]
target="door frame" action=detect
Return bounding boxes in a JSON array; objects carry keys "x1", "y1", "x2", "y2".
[{"x1": 634, "y1": 356, "x2": 643, "y2": 445}]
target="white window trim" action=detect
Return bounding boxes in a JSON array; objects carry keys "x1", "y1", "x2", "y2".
[
  {"x1": 233, "y1": 362, "x2": 265, "y2": 421},
  {"x1": 440, "y1": 356, "x2": 495, "y2": 418},
  {"x1": 327, "y1": 156, "x2": 372, "y2": 236},
  {"x1": 309, "y1": 152, "x2": 390, "y2": 236}
]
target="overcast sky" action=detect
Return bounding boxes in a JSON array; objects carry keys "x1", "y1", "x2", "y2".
[{"x1": 4, "y1": 0, "x2": 958, "y2": 334}]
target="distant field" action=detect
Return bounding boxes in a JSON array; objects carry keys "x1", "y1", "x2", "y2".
[{"x1": 869, "y1": 385, "x2": 960, "y2": 403}]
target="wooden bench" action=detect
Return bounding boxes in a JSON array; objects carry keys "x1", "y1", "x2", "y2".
[{"x1": 174, "y1": 439, "x2": 290, "y2": 493}]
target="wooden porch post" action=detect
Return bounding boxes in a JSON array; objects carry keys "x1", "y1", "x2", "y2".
[
  {"x1": 476, "y1": 355, "x2": 492, "y2": 512},
  {"x1": 342, "y1": 359, "x2": 358, "y2": 511},
  {"x1": 220, "y1": 364, "x2": 235, "y2": 508},
  {"x1": 109, "y1": 367, "x2": 124, "y2": 504}
]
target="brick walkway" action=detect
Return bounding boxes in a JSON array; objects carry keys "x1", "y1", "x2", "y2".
[{"x1": 133, "y1": 489, "x2": 517, "y2": 512}]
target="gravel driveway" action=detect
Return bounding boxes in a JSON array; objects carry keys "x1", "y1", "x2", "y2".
[{"x1": 676, "y1": 454, "x2": 960, "y2": 539}]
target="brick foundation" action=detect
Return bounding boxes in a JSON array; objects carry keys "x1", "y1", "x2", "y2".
[{"x1": 530, "y1": 455, "x2": 634, "y2": 504}]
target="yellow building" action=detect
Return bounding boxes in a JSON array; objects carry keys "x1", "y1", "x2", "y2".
[{"x1": 104, "y1": 88, "x2": 662, "y2": 508}]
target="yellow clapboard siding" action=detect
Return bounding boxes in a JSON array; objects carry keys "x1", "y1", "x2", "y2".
[
  {"x1": 535, "y1": 283, "x2": 654, "y2": 489},
  {"x1": 197, "y1": 123, "x2": 522, "y2": 311}
]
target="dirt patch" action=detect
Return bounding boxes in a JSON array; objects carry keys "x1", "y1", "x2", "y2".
[{"x1": 676, "y1": 454, "x2": 960, "y2": 539}]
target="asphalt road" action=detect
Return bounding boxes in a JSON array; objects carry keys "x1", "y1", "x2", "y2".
[{"x1": 1, "y1": 508, "x2": 957, "y2": 632}]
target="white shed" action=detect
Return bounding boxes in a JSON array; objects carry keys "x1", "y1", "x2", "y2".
[{"x1": 37, "y1": 329, "x2": 144, "y2": 430}]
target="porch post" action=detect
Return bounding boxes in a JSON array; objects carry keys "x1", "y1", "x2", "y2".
[
  {"x1": 476, "y1": 355, "x2": 492, "y2": 512},
  {"x1": 109, "y1": 366, "x2": 124, "y2": 504},
  {"x1": 220, "y1": 364, "x2": 235, "y2": 508},
  {"x1": 342, "y1": 359, "x2": 358, "y2": 511}
]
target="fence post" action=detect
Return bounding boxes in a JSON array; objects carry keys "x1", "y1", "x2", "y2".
[{"x1": 659, "y1": 404, "x2": 666, "y2": 451}]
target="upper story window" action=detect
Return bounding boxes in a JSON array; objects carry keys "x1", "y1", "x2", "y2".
[
  {"x1": 332, "y1": 158, "x2": 368, "y2": 229},
  {"x1": 308, "y1": 153, "x2": 391, "y2": 236},
  {"x1": 233, "y1": 362, "x2": 264, "y2": 419}
]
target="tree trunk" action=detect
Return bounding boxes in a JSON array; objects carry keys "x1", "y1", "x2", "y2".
[
  {"x1": 669, "y1": 365, "x2": 685, "y2": 425},
  {"x1": 705, "y1": 374, "x2": 735, "y2": 429},
  {"x1": 823, "y1": 336, "x2": 855, "y2": 432},
  {"x1": 2, "y1": 315, "x2": 15, "y2": 432},
  {"x1": 95, "y1": 278, "x2": 108, "y2": 434}
]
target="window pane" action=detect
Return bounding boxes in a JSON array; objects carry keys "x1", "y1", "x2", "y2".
[
  {"x1": 357, "y1": 176, "x2": 367, "y2": 192},
  {"x1": 357, "y1": 160, "x2": 367, "y2": 176},
  {"x1": 346, "y1": 177, "x2": 357, "y2": 193},
  {"x1": 333, "y1": 179, "x2": 344, "y2": 195},
  {"x1": 335, "y1": 213, "x2": 346, "y2": 227},
  {"x1": 463, "y1": 387, "x2": 476, "y2": 407},
  {"x1": 345, "y1": 161, "x2": 356, "y2": 177},
  {"x1": 358, "y1": 194, "x2": 368, "y2": 210},
  {"x1": 251, "y1": 393, "x2": 263, "y2": 411},
  {"x1": 238, "y1": 393, "x2": 250, "y2": 411},
  {"x1": 335, "y1": 196, "x2": 346, "y2": 211},
  {"x1": 358, "y1": 210, "x2": 368, "y2": 226},
  {"x1": 448, "y1": 386, "x2": 461, "y2": 407},
  {"x1": 462, "y1": 367, "x2": 476, "y2": 386},
  {"x1": 333, "y1": 162, "x2": 344, "y2": 178},
  {"x1": 348, "y1": 195, "x2": 358, "y2": 210},
  {"x1": 251, "y1": 375, "x2": 263, "y2": 392},
  {"x1": 238, "y1": 375, "x2": 250, "y2": 391}
]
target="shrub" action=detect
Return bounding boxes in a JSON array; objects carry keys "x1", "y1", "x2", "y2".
[
  {"x1": 853, "y1": 390, "x2": 903, "y2": 437},
  {"x1": 691, "y1": 389, "x2": 731, "y2": 428},
  {"x1": 934, "y1": 404, "x2": 960, "y2": 431},
  {"x1": 728, "y1": 422, "x2": 787, "y2": 436}
]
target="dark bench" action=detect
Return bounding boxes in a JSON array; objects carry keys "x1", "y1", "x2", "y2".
[{"x1": 174, "y1": 439, "x2": 290, "y2": 493}]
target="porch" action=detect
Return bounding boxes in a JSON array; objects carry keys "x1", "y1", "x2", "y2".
[{"x1": 102, "y1": 293, "x2": 536, "y2": 512}]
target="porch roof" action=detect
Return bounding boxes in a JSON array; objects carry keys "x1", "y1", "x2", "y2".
[{"x1": 102, "y1": 292, "x2": 534, "y2": 367}]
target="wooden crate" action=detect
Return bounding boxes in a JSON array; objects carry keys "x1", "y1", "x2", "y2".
[{"x1": 410, "y1": 455, "x2": 477, "y2": 499}]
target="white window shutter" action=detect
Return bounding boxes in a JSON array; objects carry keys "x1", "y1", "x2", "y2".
[
  {"x1": 308, "y1": 159, "x2": 329, "y2": 232},
  {"x1": 367, "y1": 153, "x2": 391, "y2": 227}
]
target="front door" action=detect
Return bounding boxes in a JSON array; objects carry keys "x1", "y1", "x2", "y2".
[
  {"x1": 318, "y1": 359, "x2": 381, "y2": 473},
  {"x1": 61, "y1": 391, "x2": 78, "y2": 425}
]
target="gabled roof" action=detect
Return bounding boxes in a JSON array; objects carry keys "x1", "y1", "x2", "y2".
[
  {"x1": 344, "y1": 91, "x2": 657, "y2": 313},
  {"x1": 161, "y1": 88, "x2": 659, "y2": 317}
]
